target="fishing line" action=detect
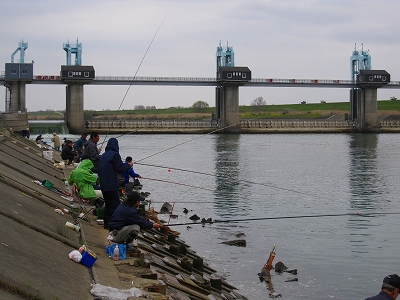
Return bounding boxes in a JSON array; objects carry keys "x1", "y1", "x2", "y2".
[
  {"x1": 137, "y1": 162, "x2": 333, "y2": 201},
  {"x1": 164, "y1": 211, "x2": 400, "y2": 226},
  {"x1": 100, "y1": 15, "x2": 168, "y2": 147},
  {"x1": 143, "y1": 176, "x2": 226, "y2": 194},
  {"x1": 135, "y1": 122, "x2": 243, "y2": 163}
]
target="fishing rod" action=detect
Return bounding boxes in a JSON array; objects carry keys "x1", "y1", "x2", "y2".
[
  {"x1": 163, "y1": 211, "x2": 400, "y2": 226},
  {"x1": 100, "y1": 16, "x2": 168, "y2": 148}
]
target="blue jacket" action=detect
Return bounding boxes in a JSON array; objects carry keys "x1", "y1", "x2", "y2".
[
  {"x1": 98, "y1": 138, "x2": 131, "y2": 192},
  {"x1": 365, "y1": 291, "x2": 393, "y2": 300},
  {"x1": 122, "y1": 162, "x2": 140, "y2": 184},
  {"x1": 108, "y1": 202, "x2": 153, "y2": 231}
]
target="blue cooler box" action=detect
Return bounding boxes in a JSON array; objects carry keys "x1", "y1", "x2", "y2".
[{"x1": 106, "y1": 244, "x2": 126, "y2": 260}]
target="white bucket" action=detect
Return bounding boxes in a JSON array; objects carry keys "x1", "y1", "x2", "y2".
[{"x1": 42, "y1": 150, "x2": 53, "y2": 161}]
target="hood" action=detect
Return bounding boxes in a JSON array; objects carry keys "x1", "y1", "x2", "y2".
[
  {"x1": 105, "y1": 138, "x2": 119, "y2": 152},
  {"x1": 78, "y1": 159, "x2": 94, "y2": 170}
]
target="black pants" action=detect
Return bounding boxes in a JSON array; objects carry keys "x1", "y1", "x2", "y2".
[{"x1": 102, "y1": 190, "x2": 120, "y2": 230}]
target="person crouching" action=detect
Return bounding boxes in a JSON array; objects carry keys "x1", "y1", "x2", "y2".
[{"x1": 107, "y1": 191, "x2": 161, "y2": 246}]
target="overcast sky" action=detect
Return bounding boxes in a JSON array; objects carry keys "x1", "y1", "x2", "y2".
[{"x1": 1, "y1": 0, "x2": 399, "y2": 111}]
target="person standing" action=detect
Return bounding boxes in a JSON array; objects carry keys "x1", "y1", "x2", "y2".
[
  {"x1": 365, "y1": 274, "x2": 400, "y2": 300},
  {"x1": 98, "y1": 138, "x2": 131, "y2": 229},
  {"x1": 51, "y1": 132, "x2": 61, "y2": 151},
  {"x1": 75, "y1": 132, "x2": 88, "y2": 161},
  {"x1": 82, "y1": 132, "x2": 102, "y2": 173},
  {"x1": 122, "y1": 156, "x2": 142, "y2": 185},
  {"x1": 108, "y1": 191, "x2": 161, "y2": 245}
]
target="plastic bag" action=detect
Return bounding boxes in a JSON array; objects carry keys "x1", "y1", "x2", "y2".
[{"x1": 69, "y1": 250, "x2": 82, "y2": 262}]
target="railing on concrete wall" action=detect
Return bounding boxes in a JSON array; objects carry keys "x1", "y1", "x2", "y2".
[
  {"x1": 87, "y1": 120, "x2": 216, "y2": 128},
  {"x1": 240, "y1": 120, "x2": 352, "y2": 128},
  {"x1": 380, "y1": 120, "x2": 400, "y2": 128},
  {"x1": 85, "y1": 119, "x2": 400, "y2": 129}
]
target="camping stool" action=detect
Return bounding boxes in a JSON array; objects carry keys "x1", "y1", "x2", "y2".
[{"x1": 71, "y1": 183, "x2": 96, "y2": 226}]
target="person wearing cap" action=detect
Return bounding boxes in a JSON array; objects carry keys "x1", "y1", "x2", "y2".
[
  {"x1": 75, "y1": 132, "x2": 88, "y2": 161},
  {"x1": 51, "y1": 132, "x2": 60, "y2": 151},
  {"x1": 35, "y1": 134, "x2": 44, "y2": 143},
  {"x1": 61, "y1": 140, "x2": 77, "y2": 165},
  {"x1": 122, "y1": 156, "x2": 142, "y2": 185},
  {"x1": 365, "y1": 274, "x2": 400, "y2": 300},
  {"x1": 107, "y1": 190, "x2": 161, "y2": 245}
]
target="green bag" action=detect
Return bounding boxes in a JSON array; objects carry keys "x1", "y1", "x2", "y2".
[{"x1": 42, "y1": 180, "x2": 54, "y2": 189}]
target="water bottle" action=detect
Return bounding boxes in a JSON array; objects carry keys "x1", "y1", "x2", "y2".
[{"x1": 113, "y1": 245, "x2": 119, "y2": 261}]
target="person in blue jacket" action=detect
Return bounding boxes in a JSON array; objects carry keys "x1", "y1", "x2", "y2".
[
  {"x1": 365, "y1": 274, "x2": 400, "y2": 300},
  {"x1": 108, "y1": 190, "x2": 161, "y2": 245},
  {"x1": 98, "y1": 138, "x2": 132, "y2": 229},
  {"x1": 122, "y1": 156, "x2": 142, "y2": 184}
]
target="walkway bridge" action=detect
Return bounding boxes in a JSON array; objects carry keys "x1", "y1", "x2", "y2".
[{"x1": 3, "y1": 74, "x2": 400, "y2": 88}]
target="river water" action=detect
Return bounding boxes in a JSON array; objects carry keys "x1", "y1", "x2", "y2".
[{"x1": 45, "y1": 132, "x2": 400, "y2": 299}]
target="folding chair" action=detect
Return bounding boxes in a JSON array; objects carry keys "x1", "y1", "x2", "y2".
[{"x1": 71, "y1": 183, "x2": 96, "y2": 226}]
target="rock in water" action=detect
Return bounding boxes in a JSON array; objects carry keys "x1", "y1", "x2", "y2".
[{"x1": 221, "y1": 239, "x2": 246, "y2": 247}]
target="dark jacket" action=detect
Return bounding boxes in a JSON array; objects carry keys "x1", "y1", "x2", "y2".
[
  {"x1": 365, "y1": 291, "x2": 393, "y2": 300},
  {"x1": 61, "y1": 144, "x2": 75, "y2": 161},
  {"x1": 97, "y1": 138, "x2": 130, "y2": 192},
  {"x1": 75, "y1": 137, "x2": 87, "y2": 156},
  {"x1": 108, "y1": 202, "x2": 153, "y2": 231},
  {"x1": 82, "y1": 139, "x2": 101, "y2": 172},
  {"x1": 122, "y1": 162, "x2": 140, "y2": 184}
]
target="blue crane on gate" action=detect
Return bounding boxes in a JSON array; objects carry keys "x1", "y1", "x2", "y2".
[
  {"x1": 63, "y1": 38, "x2": 82, "y2": 66},
  {"x1": 216, "y1": 41, "x2": 234, "y2": 72},
  {"x1": 350, "y1": 43, "x2": 371, "y2": 83},
  {"x1": 11, "y1": 40, "x2": 28, "y2": 63}
]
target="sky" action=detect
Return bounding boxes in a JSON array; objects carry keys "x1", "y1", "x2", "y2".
[{"x1": 1, "y1": 0, "x2": 400, "y2": 111}]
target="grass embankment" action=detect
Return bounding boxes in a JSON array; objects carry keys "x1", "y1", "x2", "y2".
[{"x1": 28, "y1": 100, "x2": 400, "y2": 120}]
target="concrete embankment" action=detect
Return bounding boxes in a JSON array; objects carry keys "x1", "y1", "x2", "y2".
[{"x1": 0, "y1": 128, "x2": 247, "y2": 300}]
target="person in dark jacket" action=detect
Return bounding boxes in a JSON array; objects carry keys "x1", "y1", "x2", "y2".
[
  {"x1": 61, "y1": 140, "x2": 77, "y2": 164},
  {"x1": 75, "y1": 132, "x2": 88, "y2": 161},
  {"x1": 82, "y1": 132, "x2": 101, "y2": 173},
  {"x1": 98, "y1": 137, "x2": 132, "y2": 229},
  {"x1": 108, "y1": 190, "x2": 161, "y2": 245},
  {"x1": 122, "y1": 156, "x2": 142, "y2": 185},
  {"x1": 35, "y1": 134, "x2": 44, "y2": 143},
  {"x1": 365, "y1": 274, "x2": 400, "y2": 300}
]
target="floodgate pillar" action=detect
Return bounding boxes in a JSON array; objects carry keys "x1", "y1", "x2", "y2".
[
  {"x1": 216, "y1": 66, "x2": 251, "y2": 133},
  {"x1": 4, "y1": 63, "x2": 33, "y2": 113},
  {"x1": 60, "y1": 65, "x2": 95, "y2": 133},
  {"x1": 353, "y1": 70, "x2": 390, "y2": 132}
]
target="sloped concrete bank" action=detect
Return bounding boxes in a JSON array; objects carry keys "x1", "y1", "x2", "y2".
[{"x1": 0, "y1": 128, "x2": 247, "y2": 300}]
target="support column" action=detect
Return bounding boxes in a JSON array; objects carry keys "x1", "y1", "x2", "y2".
[
  {"x1": 9, "y1": 82, "x2": 26, "y2": 112},
  {"x1": 219, "y1": 85, "x2": 241, "y2": 133},
  {"x1": 361, "y1": 87, "x2": 379, "y2": 131},
  {"x1": 65, "y1": 84, "x2": 84, "y2": 134}
]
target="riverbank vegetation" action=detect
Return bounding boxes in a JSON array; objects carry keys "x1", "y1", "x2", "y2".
[{"x1": 28, "y1": 100, "x2": 400, "y2": 121}]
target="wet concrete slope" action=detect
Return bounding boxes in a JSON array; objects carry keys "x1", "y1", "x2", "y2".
[{"x1": 0, "y1": 132, "x2": 93, "y2": 299}]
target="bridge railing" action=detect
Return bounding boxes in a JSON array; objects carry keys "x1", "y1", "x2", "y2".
[{"x1": 93, "y1": 76, "x2": 217, "y2": 82}]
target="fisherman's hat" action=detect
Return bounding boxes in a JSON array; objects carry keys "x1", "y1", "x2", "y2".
[{"x1": 383, "y1": 274, "x2": 400, "y2": 290}]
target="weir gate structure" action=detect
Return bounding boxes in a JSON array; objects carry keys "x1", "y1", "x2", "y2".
[{"x1": 1, "y1": 40, "x2": 400, "y2": 133}]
